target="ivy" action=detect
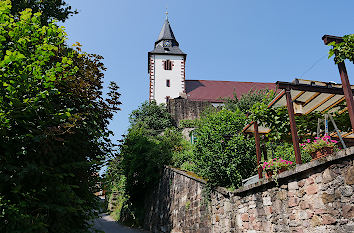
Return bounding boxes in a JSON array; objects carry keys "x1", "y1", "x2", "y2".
[{"x1": 328, "y1": 34, "x2": 354, "y2": 64}]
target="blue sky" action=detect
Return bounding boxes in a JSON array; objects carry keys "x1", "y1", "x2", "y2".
[{"x1": 63, "y1": 0, "x2": 354, "y2": 142}]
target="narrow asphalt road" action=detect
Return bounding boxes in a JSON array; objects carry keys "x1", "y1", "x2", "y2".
[{"x1": 92, "y1": 213, "x2": 149, "y2": 233}]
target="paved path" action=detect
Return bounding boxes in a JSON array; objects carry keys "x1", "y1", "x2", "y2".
[{"x1": 92, "y1": 213, "x2": 149, "y2": 233}]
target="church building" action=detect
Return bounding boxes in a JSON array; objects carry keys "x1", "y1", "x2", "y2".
[{"x1": 148, "y1": 16, "x2": 276, "y2": 123}]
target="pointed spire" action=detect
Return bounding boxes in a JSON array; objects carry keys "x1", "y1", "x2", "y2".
[
  {"x1": 157, "y1": 19, "x2": 176, "y2": 42},
  {"x1": 150, "y1": 14, "x2": 185, "y2": 55}
]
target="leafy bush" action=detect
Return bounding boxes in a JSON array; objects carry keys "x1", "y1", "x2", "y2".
[
  {"x1": 171, "y1": 137, "x2": 195, "y2": 168},
  {"x1": 106, "y1": 102, "x2": 184, "y2": 226},
  {"x1": 225, "y1": 89, "x2": 275, "y2": 113},
  {"x1": 192, "y1": 109, "x2": 256, "y2": 188},
  {"x1": 179, "y1": 119, "x2": 199, "y2": 128},
  {"x1": 270, "y1": 143, "x2": 312, "y2": 164},
  {"x1": 129, "y1": 101, "x2": 173, "y2": 135}
]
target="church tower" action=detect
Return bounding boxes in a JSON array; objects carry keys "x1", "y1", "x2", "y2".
[{"x1": 148, "y1": 15, "x2": 186, "y2": 104}]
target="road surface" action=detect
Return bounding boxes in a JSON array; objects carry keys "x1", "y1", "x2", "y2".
[{"x1": 92, "y1": 213, "x2": 149, "y2": 233}]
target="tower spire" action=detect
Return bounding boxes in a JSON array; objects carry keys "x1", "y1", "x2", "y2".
[{"x1": 165, "y1": 8, "x2": 168, "y2": 20}]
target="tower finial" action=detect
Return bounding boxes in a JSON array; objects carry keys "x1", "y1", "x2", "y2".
[{"x1": 165, "y1": 8, "x2": 168, "y2": 20}]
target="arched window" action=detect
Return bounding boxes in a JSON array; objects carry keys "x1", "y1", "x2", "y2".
[
  {"x1": 166, "y1": 79, "x2": 170, "y2": 87},
  {"x1": 164, "y1": 60, "x2": 172, "y2": 70}
]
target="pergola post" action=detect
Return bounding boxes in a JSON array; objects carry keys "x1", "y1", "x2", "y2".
[
  {"x1": 285, "y1": 89, "x2": 302, "y2": 164},
  {"x1": 262, "y1": 136, "x2": 268, "y2": 162},
  {"x1": 322, "y1": 35, "x2": 354, "y2": 131},
  {"x1": 254, "y1": 122, "x2": 263, "y2": 179},
  {"x1": 337, "y1": 62, "x2": 354, "y2": 131}
]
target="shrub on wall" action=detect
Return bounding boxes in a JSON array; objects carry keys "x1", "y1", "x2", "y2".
[
  {"x1": 225, "y1": 89, "x2": 275, "y2": 113},
  {"x1": 106, "y1": 102, "x2": 187, "y2": 226},
  {"x1": 129, "y1": 101, "x2": 174, "y2": 135},
  {"x1": 192, "y1": 109, "x2": 256, "y2": 188}
]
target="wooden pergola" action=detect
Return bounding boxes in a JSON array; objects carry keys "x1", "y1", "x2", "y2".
[{"x1": 243, "y1": 35, "x2": 354, "y2": 179}]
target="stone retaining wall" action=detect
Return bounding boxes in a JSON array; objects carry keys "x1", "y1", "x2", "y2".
[
  {"x1": 144, "y1": 147, "x2": 354, "y2": 233},
  {"x1": 167, "y1": 99, "x2": 211, "y2": 126}
]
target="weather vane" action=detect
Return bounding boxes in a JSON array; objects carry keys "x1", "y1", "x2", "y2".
[{"x1": 165, "y1": 8, "x2": 168, "y2": 20}]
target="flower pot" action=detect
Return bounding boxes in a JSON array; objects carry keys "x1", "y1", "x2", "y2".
[
  {"x1": 311, "y1": 147, "x2": 334, "y2": 160},
  {"x1": 265, "y1": 168, "x2": 286, "y2": 179}
]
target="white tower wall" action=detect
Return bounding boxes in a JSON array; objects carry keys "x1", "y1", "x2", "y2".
[{"x1": 149, "y1": 54, "x2": 185, "y2": 104}]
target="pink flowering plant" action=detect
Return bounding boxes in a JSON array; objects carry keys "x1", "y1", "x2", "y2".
[
  {"x1": 260, "y1": 157, "x2": 294, "y2": 174},
  {"x1": 300, "y1": 135, "x2": 338, "y2": 154}
]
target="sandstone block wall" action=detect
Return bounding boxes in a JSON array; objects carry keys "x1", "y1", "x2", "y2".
[
  {"x1": 144, "y1": 147, "x2": 354, "y2": 233},
  {"x1": 167, "y1": 99, "x2": 211, "y2": 126}
]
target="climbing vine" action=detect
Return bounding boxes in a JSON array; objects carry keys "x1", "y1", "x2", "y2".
[{"x1": 328, "y1": 34, "x2": 354, "y2": 64}]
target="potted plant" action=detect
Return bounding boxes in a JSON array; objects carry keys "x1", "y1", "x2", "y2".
[
  {"x1": 260, "y1": 158, "x2": 294, "y2": 179},
  {"x1": 301, "y1": 135, "x2": 339, "y2": 160}
]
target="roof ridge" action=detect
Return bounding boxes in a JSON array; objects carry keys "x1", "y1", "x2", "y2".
[{"x1": 186, "y1": 79, "x2": 274, "y2": 84}]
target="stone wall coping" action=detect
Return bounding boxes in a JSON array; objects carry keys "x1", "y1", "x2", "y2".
[
  {"x1": 165, "y1": 166, "x2": 207, "y2": 184},
  {"x1": 231, "y1": 146, "x2": 354, "y2": 195},
  {"x1": 165, "y1": 146, "x2": 354, "y2": 197}
]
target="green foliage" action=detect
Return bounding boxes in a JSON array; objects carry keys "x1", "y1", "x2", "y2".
[
  {"x1": 0, "y1": 2, "x2": 121, "y2": 232},
  {"x1": 179, "y1": 119, "x2": 199, "y2": 128},
  {"x1": 328, "y1": 34, "x2": 354, "y2": 64},
  {"x1": 225, "y1": 89, "x2": 276, "y2": 113},
  {"x1": 192, "y1": 109, "x2": 256, "y2": 188},
  {"x1": 10, "y1": 0, "x2": 77, "y2": 24},
  {"x1": 171, "y1": 138, "x2": 195, "y2": 169},
  {"x1": 129, "y1": 101, "x2": 174, "y2": 135},
  {"x1": 120, "y1": 127, "x2": 175, "y2": 196},
  {"x1": 106, "y1": 126, "x2": 183, "y2": 226},
  {"x1": 250, "y1": 101, "x2": 338, "y2": 143},
  {"x1": 106, "y1": 102, "x2": 181, "y2": 226},
  {"x1": 107, "y1": 176, "x2": 130, "y2": 222},
  {"x1": 269, "y1": 143, "x2": 312, "y2": 164}
]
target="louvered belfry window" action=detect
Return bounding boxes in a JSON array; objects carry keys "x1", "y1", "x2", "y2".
[{"x1": 164, "y1": 60, "x2": 172, "y2": 70}]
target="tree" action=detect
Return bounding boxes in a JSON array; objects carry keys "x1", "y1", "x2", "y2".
[
  {"x1": 129, "y1": 101, "x2": 174, "y2": 135},
  {"x1": 10, "y1": 0, "x2": 77, "y2": 24},
  {"x1": 0, "y1": 2, "x2": 120, "y2": 232}
]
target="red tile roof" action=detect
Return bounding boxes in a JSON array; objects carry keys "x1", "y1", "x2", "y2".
[{"x1": 185, "y1": 80, "x2": 276, "y2": 102}]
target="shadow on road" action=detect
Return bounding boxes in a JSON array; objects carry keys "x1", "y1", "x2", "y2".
[{"x1": 92, "y1": 213, "x2": 149, "y2": 233}]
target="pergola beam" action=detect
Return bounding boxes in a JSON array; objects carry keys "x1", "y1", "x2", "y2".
[
  {"x1": 322, "y1": 35, "x2": 344, "y2": 45},
  {"x1": 276, "y1": 81, "x2": 354, "y2": 95}
]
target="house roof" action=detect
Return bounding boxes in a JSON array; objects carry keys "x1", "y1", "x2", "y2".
[{"x1": 185, "y1": 80, "x2": 277, "y2": 102}]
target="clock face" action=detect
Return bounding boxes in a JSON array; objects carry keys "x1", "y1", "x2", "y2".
[{"x1": 163, "y1": 40, "x2": 171, "y2": 47}]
